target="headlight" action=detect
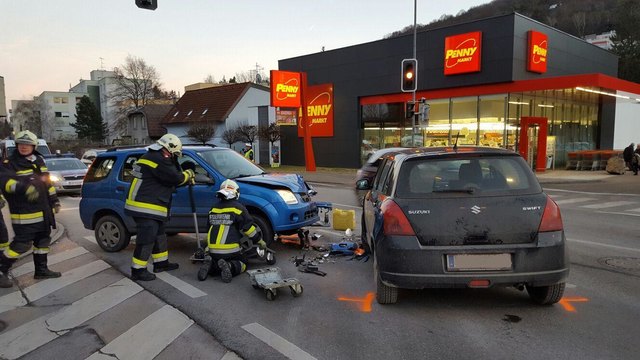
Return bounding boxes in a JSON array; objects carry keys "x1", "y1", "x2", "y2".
[
  {"x1": 276, "y1": 189, "x2": 298, "y2": 204},
  {"x1": 50, "y1": 175, "x2": 61, "y2": 182}
]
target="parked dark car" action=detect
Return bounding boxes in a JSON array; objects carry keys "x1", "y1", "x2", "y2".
[
  {"x1": 358, "y1": 147, "x2": 569, "y2": 305},
  {"x1": 355, "y1": 147, "x2": 406, "y2": 186}
]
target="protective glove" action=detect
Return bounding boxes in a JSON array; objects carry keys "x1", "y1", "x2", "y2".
[
  {"x1": 25, "y1": 185, "x2": 39, "y2": 203},
  {"x1": 53, "y1": 202, "x2": 61, "y2": 214},
  {"x1": 257, "y1": 239, "x2": 267, "y2": 249},
  {"x1": 184, "y1": 169, "x2": 195, "y2": 184}
]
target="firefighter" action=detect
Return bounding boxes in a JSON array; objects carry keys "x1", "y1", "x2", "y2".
[
  {"x1": 0, "y1": 130, "x2": 61, "y2": 288},
  {"x1": 125, "y1": 133, "x2": 195, "y2": 281},
  {"x1": 197, "y1": 179, "x2": 265, "y2": 282},
  {"x1": 243, "y1": 143, "x2": 254, "y2": 162}
]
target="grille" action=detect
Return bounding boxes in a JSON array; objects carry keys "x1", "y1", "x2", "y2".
[
  {"x1": 304, "y1": 209, "x2": 317, "y2": 220},
  {"x1": 63, "y1": 185, "x2": 82, "y2": 190},
  {"x1": 64, "y1": 175, "x2": 85, "y2": 181}
]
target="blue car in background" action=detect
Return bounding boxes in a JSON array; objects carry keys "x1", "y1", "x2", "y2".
[{"x1": 79, "y1": 145, "x2": 319, "y2": 252}]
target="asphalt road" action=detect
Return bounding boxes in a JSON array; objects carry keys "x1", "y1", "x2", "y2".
[{"x1": 46, "y1": 177, "x2": 640, "y2": 360}]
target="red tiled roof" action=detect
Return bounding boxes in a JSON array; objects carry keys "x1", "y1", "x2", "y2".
[{"x1": 161, "y1": 82, "x2": 266, "y2": 125}]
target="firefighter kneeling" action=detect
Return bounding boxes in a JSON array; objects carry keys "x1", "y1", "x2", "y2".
[{"x1": 197, "y1": 179, "x2": 265, "y2": 282}]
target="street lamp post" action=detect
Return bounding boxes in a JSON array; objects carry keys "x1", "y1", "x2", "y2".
[{"x1": 411, "y1": 0, "x2": 417, "y2": 147}]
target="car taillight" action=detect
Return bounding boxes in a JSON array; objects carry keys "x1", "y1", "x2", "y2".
[
  {"x1": 538, "y1": 195, "x2": 563, "y2": 232},
  {"x1": 381, "y1": 199, "x2": 415, "y2": 236}
]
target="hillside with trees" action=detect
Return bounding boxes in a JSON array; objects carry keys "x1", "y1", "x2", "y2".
[{"x1": 387, "y1": 0, "x2": 640, "y2": 82}]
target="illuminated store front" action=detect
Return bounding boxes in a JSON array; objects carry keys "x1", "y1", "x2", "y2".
[{"x1": 278, "y1": 13, "x2": 640, "y2": 169}]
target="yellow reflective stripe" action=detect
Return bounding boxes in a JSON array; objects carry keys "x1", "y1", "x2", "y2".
[
  {"x1": 5, "y1": 179, "x2": 17, "y2": 193},
  {"x1": 208, "y1": 243, "x2": 239, "y2": 249},
  {"x1": 211, "y1": 207, "x2": 242, "y2": 215},
  {"x1": 152, "y1": 251, "x2": 168, "y2": 259},
  {"x1": 48, "y1": 186, "x2": 56, "y2": 195},
  {"x1": 0, "y1": 242, "x2": 9, "y2": 249},
  {"x1": 11, "y1": 211, "x2": 44, "y2": 220},
  {"x1": 137, "y1": 159, "x2": 158, "y2": 168},
  {"x1": 215, "y1": 225, "x2": 226, "y2": 244},
  {"x1": 178, "y1": 171, "x2": 189, "y2": 186},
  {"x1": 240, "y1": 262, "x2": 247, "y2": 272},
  {"x1": 132, "y1": 257, "x2": 147, "y2": 268},
  {"x1": 244, "y1": 225, "x2": 257, "y2": 237},
  {"x1": 33, "y1": 247, "x2": 49, "y2": 254},
  {"x1": 16, "y1": 169, "x2": 33, "y2": 175},
  {"x1": 125, "y1": 199, "x2": 168, "y2": 217},
  {"x1": 40, "y1": 167, "x2": 48, "y2": 172},
  {"x1": 5, "y1": 248, "x2": 21, "y2": 259}
]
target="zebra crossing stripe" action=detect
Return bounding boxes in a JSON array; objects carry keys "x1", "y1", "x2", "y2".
[
  {"x1": 0, "y1": 291, "x2": 28, "y2": 314},
  {"x1": 154, "y1": 271, "x2": 207, "y2": 298},
  {"x1": 581, "y1": 201, "x2": 636, "y2": 209},
  {"x1": 553, "y1": 198, "x2": 596, "y2": 205},
  {"x1": 86, "y1": 305, "x2": 194, "y2": 360},
  {"x1": 83, "y1": 235, "x2": 97, "y2": 244},
  {"x1": 626, "y1": 208, "x2": 640, "y2": 212},
  {"x1": 11, "y1": 247, "x2": 89, "y2": 277},
  {"x1": 46, "y1": 277, "x2": 142, "y2": 332},
  {"x1": 24, "y1": 260, "x2": 110, "y2": 302},
  {"x1": 0, "y1": 314, "x2": 59, "y2": 359},
  {"x1": 242, "y1": 322, "x2": 317, "y2": 360}
]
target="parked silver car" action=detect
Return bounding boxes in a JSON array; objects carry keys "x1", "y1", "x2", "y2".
[{"x1": 45, "y1": 157, "x2": 88, "y2": 195}]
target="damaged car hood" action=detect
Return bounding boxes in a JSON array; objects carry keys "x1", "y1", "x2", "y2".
[{"x1": 236, "y1": 173, "x2": 308, "y2": 192}]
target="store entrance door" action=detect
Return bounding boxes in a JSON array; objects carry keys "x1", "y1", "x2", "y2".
[{"x1": 518, "y1": 117, "x2": 548, "y2": 172}]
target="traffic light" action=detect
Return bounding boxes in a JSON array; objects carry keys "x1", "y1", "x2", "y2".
[
  {"x1": 135, "y1": 0, "x2": 157, "y2": 10},
  {"x1": 401, "y1": 59, "x2": 417, "y2": 92},
  {"x1": 406, "y1": 101, "x2": 416, "y2": 119}
]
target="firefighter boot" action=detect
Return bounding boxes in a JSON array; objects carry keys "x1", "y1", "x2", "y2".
[
  {"x1": 131, "y1": 268, "x2": 156, "y2": 281},
  {"x1": 218, "y1": 259, "x2": 232, "y2": 283},
  {"x1": 197, "y1": 255, "x2": 212, "y2": 281},
  {"x1": 0, "y1": 252, "x2": 16, "y2": 288},
  {"x1": 153, "y1": 260, "x2": 179, "y2": 273},
  {"x1": 33, "y1": 254, "x2": 61, "y2": 279}
]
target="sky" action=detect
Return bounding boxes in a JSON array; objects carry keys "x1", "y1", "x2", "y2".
[{"x1": 0, "y1": 0, "x2": 489, "y2": 113}]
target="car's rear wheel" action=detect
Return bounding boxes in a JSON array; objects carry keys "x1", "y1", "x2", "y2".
[
  {"x1": 251, "y1": 214, "x2": 274, "y2": 246},
  {"x1": 374, "y1": 256, "x2": 397, "y2": 304},
  {"x1": 95, "y1": 215, "x2": 131, "y2": 252},
  {"x1": 526, "y1": 282, "x2": 565, "y2": 305}
]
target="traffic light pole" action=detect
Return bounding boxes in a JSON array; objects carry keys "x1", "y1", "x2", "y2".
[{"x1": 411, "y1": 0, "x2": 417, "y2": 147}]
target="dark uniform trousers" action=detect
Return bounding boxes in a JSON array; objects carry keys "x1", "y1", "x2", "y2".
[{"x1": 132, "y1": 217, "x2": 169, "y2": 267}]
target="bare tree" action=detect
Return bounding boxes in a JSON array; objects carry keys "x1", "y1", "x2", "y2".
[
  {"x1": 110, "y1": 55, "x2": 161, "y2": 135},
  {"x1": 203, "y1": 74, "x2": 216, "y2": 83},
  {"x1": 186, "y1": 122, "x2": 217, "y2": 145},
  {"x1": 221, "y1": 127, "x2": 241, "y2": 148},
  {"x1": 258, "y1": 123, "x2": 281, "y2": 149},
  {"x1": 38, "y1": 97, "x2": 57, "y2": 141},
  {"x1": 12, "y1": 100, "x2": 42, "y2": 136},
  {"x1": 236, "y1": 121, "x2": 258, "y2": 146},
  {"x1": 572, "y1": 12, "x2": 587, "y2": 38}
]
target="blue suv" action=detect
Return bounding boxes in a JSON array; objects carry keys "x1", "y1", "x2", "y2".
[{"x1": 79, "y1": 145, "x2": 319, "y2": 252}]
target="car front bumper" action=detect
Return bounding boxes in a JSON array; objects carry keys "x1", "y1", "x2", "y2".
[{"x1": 376, "y1": 233, "x2": 569, "y2": 289}]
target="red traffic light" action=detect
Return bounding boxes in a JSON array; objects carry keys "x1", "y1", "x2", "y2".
[{"x1": 401, "y1": 59, "x2": 417, "y2": 92}]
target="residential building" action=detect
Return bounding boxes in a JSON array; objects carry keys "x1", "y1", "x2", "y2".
[
  {"x1": 70, "y1": 70, "x2": 119, "y2": 144},
  {"x1": 161, "y1": 82, "x2": 275, "y2": 165},
  {"x1": 0, "y1": 76, "x2": 7, "y2": 121},
  {"x1": 37, "y1": 91, "x2": 87, "y2": 140},
  {"x1": 585, "y1": 31, "x2": 616, "y2": 50},
  {"x1": 126, "y1": 104, "x2": 172, "y2": 144}
]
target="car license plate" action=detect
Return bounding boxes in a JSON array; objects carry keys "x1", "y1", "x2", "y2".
[
  {"x1": 68, "y1": 180, "x2": 83, "y2": 186},
  {"x1": 446, "y1": 253, "x2": 512, "y2": 271}
]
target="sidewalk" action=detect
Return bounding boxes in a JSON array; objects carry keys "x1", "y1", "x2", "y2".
[{"x1": 270, "y1": 165, "x2": 639, "y2": 192}]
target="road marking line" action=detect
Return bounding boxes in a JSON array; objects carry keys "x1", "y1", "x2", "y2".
[
  {"x1": 627, "y1": 207, "x2": 640, "y2": 212},
  {"x1": 566, "y1": 283, "x2": 577, "y2": 289},
  {"x1": 86, "y1": 305, "x2": 194, "y2": 360},
  {"x1": 242, "y1": 322, "x2": 317, "y2": 360},
  {"x1": 24, "y1": 260, "x2": 111, "y2": 302},
  {"x1": 553, "y1": 198, "x2": 596, "y2": 205},
  {"x1": 46, "y1": 277, "x2": 142, "y2": 331},
  {"x1": 154, "y1": 271, "x2": 207, "y2": 298},
  {"x1": 596, "y1": 211, "x2": 640, "y2": 217},
  {"x1": 59, "y1": 207, "x2": 79, "y2": 211},
  {"x1": 84, "y1": 235, "x2": 97, "y2": 244},
  {"x1": 0, "y1": 291, "x2": 28, "y2": 314},
  {"x1": 11, "y1": 247, "x2": 89, "y2": 277},
  {"x1": 581, "y1": 201, "x2": 636, "y2": 209},
  {"x1": 332, "y1": 203, "x2": 361, "y2": 210},
  {"x1": 221, "y1": 352, "x2": 243, "y2": 360},
  {"x1": 567, "y1": 238, "x2": 640, "y2": 253},
  {"x1": 0, "y1": 314, "x2": 60, "y2": 359},
  {"x1": 544, "y1": 188, "x2": 640, "y2": 197}
]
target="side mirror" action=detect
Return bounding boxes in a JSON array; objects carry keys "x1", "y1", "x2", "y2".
[
  {"x1": 356, "y1": 179, "x2": 371, "y2": 190},
  {"x1": 195, "y1": 173, "x2": 215, "y2": 184}
]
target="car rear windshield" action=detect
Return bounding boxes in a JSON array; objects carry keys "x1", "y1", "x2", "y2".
[{"x1": 395, "y1": 156, "x2": 541, "y2": 198}]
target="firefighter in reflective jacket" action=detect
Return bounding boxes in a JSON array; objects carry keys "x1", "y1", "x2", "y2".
[
  {"x1": 197, "y1": 179, "x2": 265, "y2": 282},
  {"x1": 0, "y1": 130, "x2": 61, "y2": 288},
  {"x1": 124, "y1": 134, "x2": 194, "y2": 281}
]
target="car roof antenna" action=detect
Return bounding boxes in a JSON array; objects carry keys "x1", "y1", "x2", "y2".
[{"x1": 453, "y1": 130, "x2": 461, "y2": 151}]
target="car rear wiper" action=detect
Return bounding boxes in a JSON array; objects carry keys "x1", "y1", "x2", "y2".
[{"x1": 432, "y1": 188, "x2": 476, "y2": 194}]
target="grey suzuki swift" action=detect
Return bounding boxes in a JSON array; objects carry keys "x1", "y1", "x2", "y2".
[{"x1": 357, "y1": 147, "x2": 569, "y2": 305}]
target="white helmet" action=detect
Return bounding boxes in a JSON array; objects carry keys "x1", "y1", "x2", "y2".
[
  {"x1": 217, "y1": 179, "x2": 240, "y2": 200},
  {"x1": 15, "y1": 130, "x2": 38, "y2": 146},
  {"x1": 155, "y1": 134, "x2": 182, "y2": 156}
]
